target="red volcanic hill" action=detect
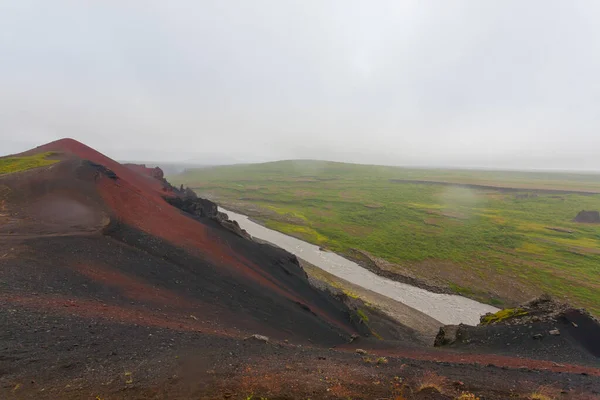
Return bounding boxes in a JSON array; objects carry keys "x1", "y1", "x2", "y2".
[
  {"x1": 1, "y1": 138, "x2": 365, "y2": 343},
  {"x1": 1, "y1": 139, "x2": 599, "y2": 399}
]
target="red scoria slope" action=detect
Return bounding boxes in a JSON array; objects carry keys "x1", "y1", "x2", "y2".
[
  {"x1": 0, "y1": 139, "x2": 364, "y2": 343},
  {"x1": 29, "y1": 139, "x2": 354, "y2": 333},
  {"x1": 30, "y1": 138, "x2": 173, "y2": 196}
]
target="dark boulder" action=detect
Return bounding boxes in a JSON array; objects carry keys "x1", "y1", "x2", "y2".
[
  {"x1": 84, "y1": 161, "x2": 118, "y2": 180},
  {"x1": 183, "y1": 187, "x2": 198, "y2": 199},
  {"x1": 434, "y1": 324, "x2": 463, "y2": 347},
  {"x1": 151, "y1": 166, "x2": 164, "y2": 180},
  {"x1": 165, "y1": 196, "x2": 218, "y2": 218},
  {"x1": 216, "y1": 212, "x2": 252, "y2": 240},
  {"x1": 573, "y1": 210, "x2": 600, "y2": 223},
  {"x1": 164, "y1": 190, "x2": 251, "y2": 240}
]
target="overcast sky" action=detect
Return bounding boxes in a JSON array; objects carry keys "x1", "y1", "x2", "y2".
[{"x1": 1, "y1": 1, "x2": 600, "y2": 170}]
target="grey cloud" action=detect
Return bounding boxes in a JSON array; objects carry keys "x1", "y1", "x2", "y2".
[{"x1": 1, "y1": 1, "x2": 599, "y2": 169}]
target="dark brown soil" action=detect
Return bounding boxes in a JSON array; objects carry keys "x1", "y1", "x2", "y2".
[{"x1": 1, "y1": 139, "x2": 599, "y2": 399}]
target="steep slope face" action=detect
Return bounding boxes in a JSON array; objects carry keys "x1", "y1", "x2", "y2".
[
  {"x1": 0, "y1": 139, "x2": 366, "y2": 344},
  {"x1": 0, "y1": 158, "x2": 110, "y2": 236}
]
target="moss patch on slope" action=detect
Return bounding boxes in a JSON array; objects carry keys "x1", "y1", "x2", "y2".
[{"x1": 0, "y1": 152, "x2": 59, "y2": 175}]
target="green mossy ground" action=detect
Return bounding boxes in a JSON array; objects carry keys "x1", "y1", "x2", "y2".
[
  {"x1": 172, "y1": 161, "x2": 600, "y2": 315},
  {"x1": 0, "y1": 152, "x2": 59, "y2": 175}
]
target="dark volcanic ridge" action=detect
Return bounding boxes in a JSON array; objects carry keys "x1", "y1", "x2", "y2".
[
  {"x1": 435, "y1": 295, "x2": 600, "y2": 365},
  {"x1": 0, "y1": 139, "x2": 599, "y2": 399}
]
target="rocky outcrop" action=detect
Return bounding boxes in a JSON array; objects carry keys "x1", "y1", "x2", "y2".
[
  {"x1": 434, "y1": 295, "x2": 600, "y2": 363},
  {"x1": 124, "y1": 162, "x2": 251, "y2": 239},
  {"x1": 164, "y1": 185, "x2": 251, "y2": 239},
  {"x1": 123, "y1": 163, "x2": 173, "y2": 193},
  {"x1": 573, "y1": 210, "x2": 600, "y2": 223},
  {"x1": 124, "y1": 163, "x2": 163, "y2": 179},
  {"x1": 150, "y1": 166, "x2": 164, "y2": 180},
  {"x1": 479, "y1": 294, "x2": 597, "y2": 326},
  {"x1": 165, "y1": 195, "x2": 219, "y2": 218},
  {"x1": 434, "y1": 324, "x2": 463, "y2": 347},
  {"x1": 215, "y1": 211, "x2": 252, "y2": 239},
  {"x1": 84, "y1": 161, "x2": 118, "y2": 180}
]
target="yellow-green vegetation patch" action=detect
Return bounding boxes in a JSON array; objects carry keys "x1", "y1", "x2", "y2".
[
  {"x1": 408, "y1": 203, "x2": 445, "y2": 210},
  {"x1": 480, "y1": 308, "x2": 528, "y2": 325},
  {"x1": 265, "y1": 205, "x2": 308, "y2": 221},
  {"x1": 341, "y1": 288, "x2": 360, "y2": 299},
  {"x1": 263, "y1": 220, "x2": 328, "y2": 244},
  {"x1": 0, "y1": 152, "x2": 59, "y2": 175},
  {"x1": 517, "y1": 242, "x2": 547, "y2": 255},
  {"x1": 550, "y1": 236, "x2": 599, "y2": 248},
  {"x1": 517, "y1": 221, "x2": 555, "y2": 234},
  {"x1": 356, "y1": 308, "x2": 369, "y2": 323}
]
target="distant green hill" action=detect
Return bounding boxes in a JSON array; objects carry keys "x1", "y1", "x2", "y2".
[{"x1": 172, "y1": 160, "x2": 600, "y2": 315}]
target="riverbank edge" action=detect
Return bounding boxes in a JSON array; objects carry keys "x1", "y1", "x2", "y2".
[
  {"x1": 247, "y1": 228, "x2": 443, "y2": 344},
  {"x1": 216, "y1": 202, "x2": 458, "y2": 296}
]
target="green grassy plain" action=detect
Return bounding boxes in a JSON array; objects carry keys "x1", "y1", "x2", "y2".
[
  {"x1": 172, "y1": 160, "x2": 600, "y2": 315},
  {"x1": 0, "y1": 152, "x2": 59, "y2": 175}
]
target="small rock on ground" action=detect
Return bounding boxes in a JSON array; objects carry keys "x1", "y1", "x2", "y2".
[{"x1": 245, "y1": 334, "x2": 269, "y2": 343}]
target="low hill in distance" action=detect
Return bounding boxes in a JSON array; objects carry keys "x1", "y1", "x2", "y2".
[{"x1": 173, "y1": 160, "x2": 600, "y2": 316}]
